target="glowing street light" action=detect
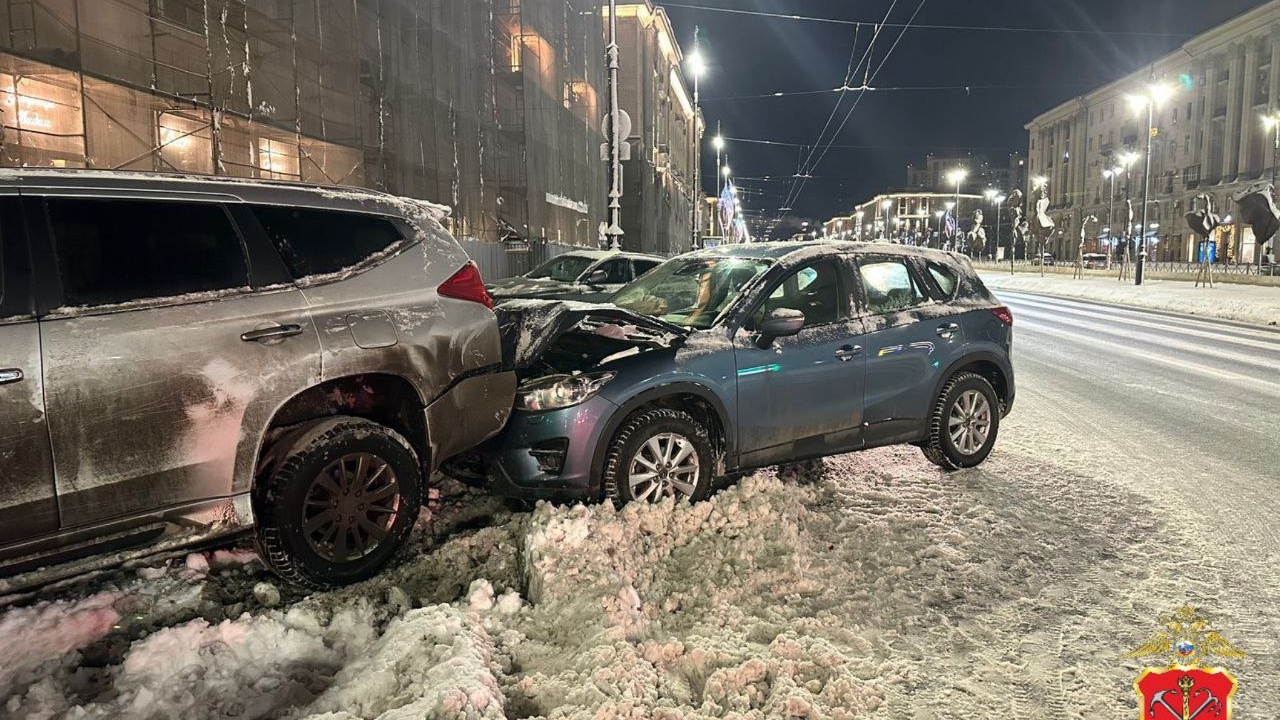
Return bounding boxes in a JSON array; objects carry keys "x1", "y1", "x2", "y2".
[
  {"x1": 1125, "y1": 83, "x2": 1175, "y2": 285},
  {"x1": 946, "y1": 168, "x2": 969, "y2": 225}
]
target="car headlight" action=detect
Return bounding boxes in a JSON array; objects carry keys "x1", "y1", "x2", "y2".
[{"x1": 516, "y1": 372, "x2": 616, "y2": 412}]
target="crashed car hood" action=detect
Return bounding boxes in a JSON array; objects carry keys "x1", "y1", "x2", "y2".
[
  {"x1": 488, "y1": 276, "x2": 582, "y2": 299},
  {"x1": 496, "y1": 299, "x2": 690, "y2": 373}
]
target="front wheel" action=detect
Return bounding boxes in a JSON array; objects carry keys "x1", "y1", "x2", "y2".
[
  {"x1": 254, "y1": 417, "x2": 422, "y2": 589},
  {"x1": 603, "y1": 408, "x2": 714, "y2": 505},
  {"x1": 921, "y1": 372, "x2": 1000, "y2": 471}
]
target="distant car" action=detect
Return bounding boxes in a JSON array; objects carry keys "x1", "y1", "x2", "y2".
[
  {"x1": 1030, "y1": 253, "x2": 1055, "y2": 266},
  {"x1": 1081, "y1": 253, "x2": 1109, "y2": 269},
  {"x1": 487, "y1": 250, "x2": 664, "y2": 304},
  {"x1": 449, "y1": 242, "x2": 1015, "y2": 507},
  {"x1": 0, "y1": 169, "x2": 515, "y2": 590}
]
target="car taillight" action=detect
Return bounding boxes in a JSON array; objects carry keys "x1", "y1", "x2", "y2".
[
  {"x1": 991, "y1": 306, "x2": 1013, "y2": 326},
  {"x1": 438, "y1": 262, "x2": 493, "y2": 310}
]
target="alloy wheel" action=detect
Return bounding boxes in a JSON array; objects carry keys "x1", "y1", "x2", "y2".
[
  {"x1": 302, "y1": 452, "x2": 401, "y2": 563},
  {"x1": 948, "y1": 390, "x2": 992, "y2": 456},
  {"x1": 628, "y1": 432, "x2": 701, "y2": 502}
]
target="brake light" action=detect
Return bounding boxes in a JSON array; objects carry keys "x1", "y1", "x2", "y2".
[
  {"x1": 438, "y1": 262, "x2": 493, "y2": 310},
  {"x1": 991, "y1": 306, "x2": 1013, "y2": 326}
]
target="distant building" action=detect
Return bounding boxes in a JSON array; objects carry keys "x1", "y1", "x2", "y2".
[
  {"x1": 840, "y1": 191, "x2": 985, "y2": 247},
  {"x1": 906, "y1": 153, "x2": 1025, "y2": 196},
  {"x1": 1026, "y1": 0, "x2": 1280, "y2": 264}
]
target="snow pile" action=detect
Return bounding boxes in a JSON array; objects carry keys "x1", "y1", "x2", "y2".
[
  {"x1": 980, "y1": 272, "x2": 1280, "y2": 326},
  {"x1": 512, "y1": 475, "x2": 888, "y2": 718},
  {"x1": 0, "y1": 592, "x2": 120, "y2": 695}
]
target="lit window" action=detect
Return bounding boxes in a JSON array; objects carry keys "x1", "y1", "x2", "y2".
[{"x1": 256, "y1": 136, "x2": 299, "y2": 180}]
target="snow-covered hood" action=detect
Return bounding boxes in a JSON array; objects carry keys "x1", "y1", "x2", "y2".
[
  {"x1": 496, "y1": 299, "x2": 689, "y2": 374},
  {"x1": 488, "y1": 276, "x2": 588, "y2": 300}
]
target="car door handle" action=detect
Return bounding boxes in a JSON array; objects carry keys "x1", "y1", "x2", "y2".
[
  {"x1": 0, "y1": 368, "x2": 22, "y2": 385},
  {"x1": 936, "y1": 323, "x2": 960, "y2": 338},
  {"x1": 834, "y1": 345, "x2": 863, "y2": 361},
  {"x1": 241, "y1": 324, "x2": 304, "y2": 343}
]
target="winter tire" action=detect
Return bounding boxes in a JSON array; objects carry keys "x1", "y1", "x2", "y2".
[
  {"x1": 603, "y1": 408, "x2": 714, "y2": 505},
  {"x1": 922, "y1": 372, "x2": 1000, "y2": 471},
  {"x1": 254, "y1": 416, "x2": 422, "y2": 589}
]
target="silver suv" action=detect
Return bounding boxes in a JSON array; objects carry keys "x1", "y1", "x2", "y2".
[{"x1": 0, "y1": 170, "x2": 515, "y2": 589}]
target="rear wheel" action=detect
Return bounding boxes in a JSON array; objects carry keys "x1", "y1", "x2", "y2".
[
  {"x1": 254, "y1": 417, "x2": 422, "y2": 589},
  {"x1": 921, "y1": 372, "x2": 1000, "y2": 471},
  {"x1": 603, "y1": 408, "x2": 714, "y2": 505}
]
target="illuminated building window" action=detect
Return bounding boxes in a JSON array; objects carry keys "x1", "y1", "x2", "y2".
[
  {"x1": 0, "y1": 70, "x2": 85, "y2": 167},
  {"x1": 256, "y1": 136, "x2": 299, "y2": 180},
  {"x1": 157, "y1": 111, "x2": 212, "y2": 173}
]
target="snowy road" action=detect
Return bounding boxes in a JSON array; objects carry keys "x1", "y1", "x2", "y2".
[{"x1": 2, "y1": 291, "x2": 1278, "y2": 719}]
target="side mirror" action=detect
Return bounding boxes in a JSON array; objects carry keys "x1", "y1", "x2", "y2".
[
  {"x1": 756, "y1": 308, "x2": 805, "y2": 347},
  {"x1": 585, "y1": 269, "x2": 609, "y2": 286}
]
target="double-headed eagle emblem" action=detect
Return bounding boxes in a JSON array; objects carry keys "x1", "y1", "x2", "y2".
[{"x1": 1126, "y1": 605, "x2": 1246, "y2": 668}]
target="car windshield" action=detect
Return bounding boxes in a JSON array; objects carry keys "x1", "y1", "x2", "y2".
[
  {"x1": 526, "y1": 254, "x2": 597, "y2": 282},
  {"x1": 611, "y1": 256, "x2": 774, "y2": 329}
]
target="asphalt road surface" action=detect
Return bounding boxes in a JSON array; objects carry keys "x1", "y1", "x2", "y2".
[{"x1": 939, "y1": 288, "x2": 1280, "y2": 716}]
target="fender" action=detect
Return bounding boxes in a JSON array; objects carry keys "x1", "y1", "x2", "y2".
[
  {"x1": 589, "y1": 381, "x2": 736, "y2": 493},
  {"x1": 929, "y1": 350, "x2": 1014, "y2": 413}
]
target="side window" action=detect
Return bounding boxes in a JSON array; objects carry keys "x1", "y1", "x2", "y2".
[
  {"x1": 858, "y1": 259, "x2": 928, "y2": 314},
  {"x1": 926, "y1": 262, "x2": 958, "y2": 298},
  {"x1": 46, "y1": 198, "x2": 248, "y2": 308},
  {"x1": 596, "y1": 258, "x2": 632, "y2": 284},
  {"x1": 755, "y1": 260, "x2": 847, "y2": 328},
  {"x1": 250, "y1": 206, "x2": 403, "y2": 281},
  {"x1": 633, "y1": 260, "x2": 661, "y2": 278}
]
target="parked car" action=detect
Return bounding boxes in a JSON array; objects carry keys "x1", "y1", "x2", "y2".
[
  {"x1": 1081, "y1": 253, "x2": 1110, "y2": 269},
  {"x1": 447, "y1": 242, "x2": 1015, "y2": 506},
  {"x1": 487, "y1": 250, "x2": 665, "y2": 304},
  {"x1": 1030, "y1": 253, "x2": 1055, "y2": 266},
  {"x1": 0, "y1": 169, "x2": 516, "y2": 590}
]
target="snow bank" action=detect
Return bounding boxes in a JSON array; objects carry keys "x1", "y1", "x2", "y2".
[{"x1": 980, "y1": 272, "x2": 1280, "y2": 326}]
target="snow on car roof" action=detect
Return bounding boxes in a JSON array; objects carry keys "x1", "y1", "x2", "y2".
[{"x1": 0, "y1": 168, "x2": 451, "y2": 221}]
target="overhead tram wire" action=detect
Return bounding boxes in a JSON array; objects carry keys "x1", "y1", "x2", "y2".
[
  {"x1": 660, "y1": 2, "x2": 1193, "y2": 38},
  {"x1": 776, "y1": 3, "x2": 897, "y2": 223},
  {"x1": 780, "y1": 0, "x2": 930, "y2": 224},
  {"x1": 703, "y1": 83, "x2": 1096, "y2": 102}
]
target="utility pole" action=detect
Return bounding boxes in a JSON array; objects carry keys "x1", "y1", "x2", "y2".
[
  {"x1": 691, "y1": 26, "x2": 701, "y2": 250},
  {"x1": 606, "y1": 0, "x2": 623, "y2": 250},
  {"x1": 1136, "y1": 100, "x2": 1154, "y2": 285}
]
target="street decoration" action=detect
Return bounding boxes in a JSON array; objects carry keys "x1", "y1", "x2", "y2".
[
  {"x1": 1234, "y1": 186, "x2": 1279, "y2": 272},
  {"x1": 1185, "y1": 193, "x2": 1221, "y2": 288},
  {"x1": 1127, "y1": 606, "x2": 1245, "y2": 720}
]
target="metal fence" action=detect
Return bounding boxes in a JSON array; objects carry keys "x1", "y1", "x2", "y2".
[{"x1": 456, "y1": 238, "x2": 581, "y2": 280}]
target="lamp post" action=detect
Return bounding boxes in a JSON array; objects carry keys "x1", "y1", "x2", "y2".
[
  {"x1": 943, "y1": 201, "x2": 955, "y2": 250},
  {"x1": 713, "y1": 129, "x2": 724, "y2": 205},
  {"x1": 1127, "y1": 83, "x2": 1174, "y2": 285},
  {"x1": 935, "y1": 209, "x2": 945, "y2": 246},
  {"x1": 984, "y1": 188, "x2": 999, "y2": 260},
  {"x1": 1102, "y1": 166, "x2": 1121, "y2": 254},
  {"x1": 854, "y1": 210, "x2": 865, "y2": 240},
  {"x1": 947, "y1": 168, "x2": 969, "y2": 227},
  {"x1": 687, "y1": 33, "x2": 706, "y2": 250},
  {"x1": 606, "y1": 0, "x2": 622, "y2": 250},
  {"x1": 880, "y1": 198, "x2": 893, "y2": 241},
  {"x1": 995, "y1": 194, "x2": 1006, "y2": 262},
  {"x1": 1264, "y1": 112, "x2": 1280, "y2": 190}
]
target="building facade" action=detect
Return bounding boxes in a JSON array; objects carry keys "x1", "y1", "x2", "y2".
[
  {"x1": 1027, "y1": 0, "x2": 1280, "y2": 264},
  {"x1": 906, "y1": 153, "x2": 1026, "y2": 196},
  {"x1": 0, "y1": 1, "x2": 697, "y2": 276},
  {"x1": 615, "y1": 1, "x2": 701, "y2": 258}
]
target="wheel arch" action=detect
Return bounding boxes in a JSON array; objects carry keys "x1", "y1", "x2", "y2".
[
  {"x1": 590, "y1": 382, "x2": 734, "y2": 497},
  {"x1": 930, "y1": 352, "x2": 1012, "y2": 415},
  {"x1": 249, "y1": 373, "x2": 431, "y2": 491}
]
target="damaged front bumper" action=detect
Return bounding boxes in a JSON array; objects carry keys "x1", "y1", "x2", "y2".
[{"x1": 443, "y1": 394, "x2": 619, "y2": 502}]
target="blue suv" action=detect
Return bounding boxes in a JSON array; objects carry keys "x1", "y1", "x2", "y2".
[{"x1": 447, "y1": 242, "x2": 1014, "y2": 504}]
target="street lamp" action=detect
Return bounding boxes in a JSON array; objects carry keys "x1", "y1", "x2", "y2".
[
  {"x1": 880, "y1": 198, "x2": 893, "y2": 241},
  {"x1": 1126, "y1": 83, "x2": 1175, "y2": 285},
  {"x1": 713, "y1": 131, "x2": 725, "y2": 209},
  {"x1": 935, "y1": 209, "x2": 945, "y2": 246},
  {"x1": 854, "y1": 210, "x2": 865, "y2": 240},
  {"x1": 946, "y1": 168, "x2": 969, "y2": 224},
  {"x1": 1102, "y1": 167, "x2": 1121, "y2": 254},
  {"x1": 995, "y1": 193, "x2": 1006, "y2": 261},
  {"x1": 686, "y1": 38, "x2": 707, "y2": 249}
]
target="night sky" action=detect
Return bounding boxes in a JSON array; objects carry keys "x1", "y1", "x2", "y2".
[{"x1": 663, "y1": 0, "x2": 1268, "y2": 238}]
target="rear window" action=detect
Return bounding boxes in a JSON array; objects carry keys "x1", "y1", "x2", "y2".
[
  {"x1": 250, "y1": 206, "x2": 404, "y2": 280},
  {"x1": 926, "y1": 262, "x2": 958, "y2": 298}
]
